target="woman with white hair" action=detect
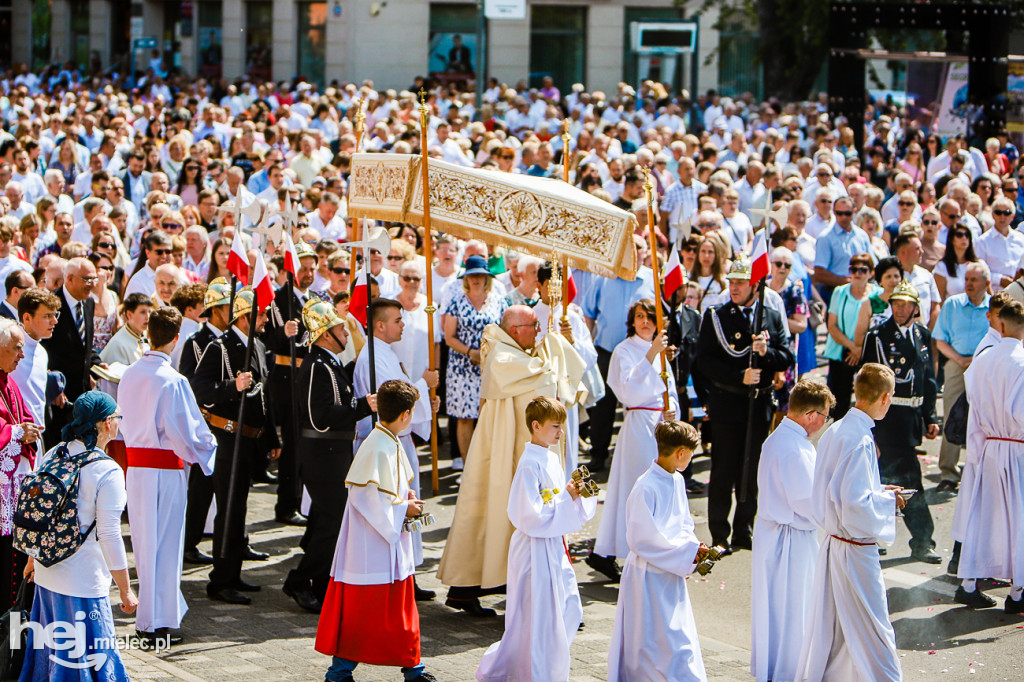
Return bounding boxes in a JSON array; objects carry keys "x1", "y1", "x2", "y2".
[{"x1": 854, "y1": 206, "x2": 890, "y2": 260}]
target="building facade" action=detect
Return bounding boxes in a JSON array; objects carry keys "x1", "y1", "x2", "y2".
[{"x1": 13, "y1": 0, "x2": 727, "y2": 96}]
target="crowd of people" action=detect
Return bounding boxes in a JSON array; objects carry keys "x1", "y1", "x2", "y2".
[{"x1": 0, "y1": 61, "x2": 1020, "y2": 680}]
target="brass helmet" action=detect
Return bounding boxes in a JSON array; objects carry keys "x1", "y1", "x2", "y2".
[
  {"x1": 301, "y1": 298, "x2": 345, "y2": 346},
  {"x1": 725, "y1": 257, "x2": 752, "y2": 280},
  {"x1": 231, "y1": 288, "x2": 255, "y2": 322},
  {"x1": 295, "y1": 240, "x2": 317, "y2": 261},
  {"x1": 204, "y1": 277, "x2": 232, "y2": 311},
  {"x1": 889, "y1": 278, "x2": 920, "y2": 306}
]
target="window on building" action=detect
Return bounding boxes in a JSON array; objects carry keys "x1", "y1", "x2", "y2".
[
  {"x1": 529, "y1": 6, "x2": 585, "y2": 91},
  {"x1": 245, "y1": 1, "x2": 273, "y2": 82},
  {"x1": 297, "y1": 1, "x2": 327, "y2": 86},
  {"x1": 69, "y1": 0, "x2": 89, "y2": 72},
  {"x1": 30, "y1": 0, "x2": 50, "y2": 71},
  {"x1": 198, "y1": 1, "x2": 224, "y2": 81},
  {"x1": 0, "y1": 0, "x2": 12, "y2": 71},
  {"x1": 429, "y1": 3, "x2": 477, "y2": 78}
]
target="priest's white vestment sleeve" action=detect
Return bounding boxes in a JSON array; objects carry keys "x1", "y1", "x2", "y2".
[
  {"x1": 608, "y1": 462, "x2": 706, "y2": 682},
  {"x1": 476, "y1": 443, "x2": 596, "y2": 681},
  {"x1": 796, "y1": 408, "x2": 901, "y2": 682}
]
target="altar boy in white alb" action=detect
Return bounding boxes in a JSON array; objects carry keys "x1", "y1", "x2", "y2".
[
  {"x1": 354, "y1": 298, "x2": 438, "y2": 570},
  {"x1": 750, "y1": 380, "x2": 834, "y2": 682},
  {"x1": 608, "y1": 420, "x2": 706, "y2": 682},
  {"x1": 796, "y1": 364, "x2": 906, "y2": 682},
  {"x1": 476, "y1": 397, "x2": 597, "y2": 682},
  {"x1": 118, "y1": 307, "x2": 217, "y2": 645}
]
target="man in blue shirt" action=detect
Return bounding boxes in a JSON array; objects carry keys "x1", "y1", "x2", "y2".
[
  {"x1": 812, "y1": 195, "x2": 874, "y2": 303},
  {"x1": 933, "y1": 261, "x2": 992, "y2": 492},
  {"x1": 580, "y1": 236, "x2": 654, "y2": 471}
]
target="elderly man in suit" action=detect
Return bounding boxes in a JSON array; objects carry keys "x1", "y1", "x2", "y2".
[
  {"x1": 41, "y1": 257, "x2": 102, "y2": 444},
  {"x1": 121, "y1": 149, "x2": 152, "y2": 212}
]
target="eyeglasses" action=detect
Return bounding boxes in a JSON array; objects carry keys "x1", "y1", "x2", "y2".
[
  {"x1": 97, "y1": 265, "x2": 114, "y2": 272},
  {"x1": 942, "y1": 211, "x2": 961, "y2": 220},
  {"x1": 834, "y1": 210, "x2": 853, "y2": 217},
  {"x1": 994, "y1": 209, "x2": 1014, "y2": 217},
  {"x1": 401, "y1": 275, "x2": 422, "y2": 282},
  {"x1": 72, "y1": 274, "x2": 99, "y2": 284},
  {"x1": 512, "y1": 321, "x2": 541, "y2": 331},
  {"x1": 387, "y1": 255, "x2": 405, "y2": 262},
  {"x1": 153, "y1": 248, "x2": 172, "y2": 255},
  {"x1": 898, "y1": 201, "x2": 915, "y2": 207},
  {"x1": 807, "y1": 409, "x2": 828, "y2": 418},
  {"x1": 186, "y1": 165, "x2": 199, "y2": 171},
  {"x1": 96, "y1": 241, "x2": 116, "y2": 249},
  {"x1": 107, "y1": 415, "x2": 123, "y2": 423},
  {"x1": 819, "y1": 199, "x2": 833, "y2": 204},
  {"x1": 849, "y1": 266, "x2": 870, "y2": 274},
  {"x1": 953, "y1": 230, "x2": 971, "y2": 239},
  {"x1": 162, "y1": 223, "x2": 183, "y2": 231},
  {"x1": 922, "y1": 219, "x2": 940, "y2": 226},
  {"x1": 1005, "y1": 186, "x2": 1019, "y2": 193},
  {"x1": 330, "y1": 267, "x2": 350, "y2": 274},
  {"x1": 697, "y1": 222, "x2": 717, "y2": 229},
  {"x1": 773, "y1": 261, "x2": 792, "y2": 269}
]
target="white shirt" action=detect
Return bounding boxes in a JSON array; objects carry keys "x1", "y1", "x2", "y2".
[
  {"x1": 976, "y1": 227, "x2": 1024, "y2": 290},
  {"x1": 10, "y1": 333, "x2": 47, "y2": 426},
  {"x1": 125, "y1": 262, "x2": 158, "y2": 297},
  {"x1": 805, "y1": 213, "x2": 835, "y2": 240},
  {"x1": 308, "y1": 210, "x2": 347, "y2": 241},
  {"x1": 908, "y1": 264, "x2": 941, "y2": 324},
  {"x1": 0, "y1": 255, "x2": 31, "y2": 299}
]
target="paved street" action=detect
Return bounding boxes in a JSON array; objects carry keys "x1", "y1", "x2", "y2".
[{"x1": 109, "y1": 410, "x2": 1024, "y2": 681}]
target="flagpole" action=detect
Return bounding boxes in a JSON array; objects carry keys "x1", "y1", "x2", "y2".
[
  {"x1": 419, "y1": 90, "x2": 441, "y2": 496},
  {"x1": 739, "y1": 270, "x2": 767, "y2": 503},
  {"x1": 642, "y1": 169, "x2": 671, "y2": 412},
  {"x1": 352, "y1": 98, "x2": 367, "y2": 295},
  {"x1": 559, "y1": 120, "x2": 572, "y2": 328}
]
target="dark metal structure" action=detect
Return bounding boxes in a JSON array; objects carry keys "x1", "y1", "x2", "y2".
[{"x1": 828, "y1": 0, "x2": 1013, "y2": 150}]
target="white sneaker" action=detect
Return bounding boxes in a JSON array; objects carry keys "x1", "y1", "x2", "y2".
[{"x1": 451, "y1": 457, "x2": 464, "y2": 471}]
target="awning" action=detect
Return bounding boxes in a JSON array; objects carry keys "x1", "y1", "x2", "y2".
[{"x1": 347, "y1": 153, "x2": 638, "y2": 280}]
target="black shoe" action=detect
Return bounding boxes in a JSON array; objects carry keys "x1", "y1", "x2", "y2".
[
  {"x1": 954, "y1": 586, "x2": 996, "y2": 609},
  {"x1": 585, "y1": 553, "x2": 620, "y2": 582},
  {"x1": 275, "y1": 511, "x2": 307, "y2": 526},
  {"x1": 947, "y1": 558, "x2": 959, "y2": 576},
  {"x1": 252, "y1": 470, "x2": 278, "y2": 484},
  {"x1": 407, "y1": 673, "x2": 438, "y2": 682},
  {"x1": 244, "y1": 546, "x2": 270, "y2": 561},
  {"x1": 730, "y1": 538, "x2": 752, "y2": 551},
  {"x1": 685, "y1": 479, "x2": 707, "y2": 495},
  {"x1": 135, "y1": 628, "x2": 183, "y2": 647},
  {"x1": 183, "y1": 548, "x2": 214, "y2": 565},
  {"x1": 207, "y1": 586, "x2": 252, "y2": 605},
  {"x1": 444, "y1": 597, "x2": 496, "y2": 617},
  {"x1": 911, "y1": 548, "x2": 943, "y2": 564},
  {"x1": 414, "y1": 584, "x2": 436, "y2": 602},
  {"x1": 936, "y1": 480, "x2": 959, "y2": 494},
  {"x1": 587, "y1": 456, "x2": 606, "y2": 473},
  {"x1": 282, "y1": 584, "x2": 322, "y2": 613},
  {"x1": 1005, "y1": 594, "x2": 1024, "y2": 615},
  {"x1": 878, "y1": 547, "x2": 887, "y2": 556},
  {"x1": 233, "y1": 579, "x2": 262, "y2": 592}
]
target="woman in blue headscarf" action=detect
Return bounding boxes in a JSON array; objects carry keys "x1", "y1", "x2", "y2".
[{"x1": 20, "y1": 391, "x2": 137, "y2": 682}]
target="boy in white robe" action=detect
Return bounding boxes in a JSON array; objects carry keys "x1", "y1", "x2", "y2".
[
  {"x1": 608, "y1": 420, "x2": 707, "y2": 682},
  {"x1": 796, "y1": 363, "x2": 907, "y2": 682},
  {"x1": 314, "y1": 380, "x2": 436, "y2": 682},
  {"x1": 587, "y1": 298, "x2": 677, "y2": 582},
  {"x1": 750, "y1": 380, "x2": 834, "y2": 682},
  {"x1": 954, "y1": 301, "x2": 1024, "y2": 613},
  {"x1": 476, "y1": 397, "x2": 597, "y2": 682},
  {"x1": 119, "y1": 308, "x2": 217, "y2": 645}
]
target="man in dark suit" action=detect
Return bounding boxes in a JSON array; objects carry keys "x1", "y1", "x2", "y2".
[
  {"x1": 41, "y1": 257, "x2": 101, "y2": 444},
  {"x1": 695, "y1": 258, "x2": 794, "y2": 552},
  {"x1": 191, "y1": 289, "x2": 280, "y2": 605},
  {"x1": 0, "y1": 271, "x2": 33, "y2": 320},
  {"x1": 282, "y1": 299, "x2": 373, "y2": 613},
  {"x1": 121, "y1": 149, "x2": 152, "y2": 213},
  {"x1": 448, "y1": 34, "x2": 472, "y2": 73}
]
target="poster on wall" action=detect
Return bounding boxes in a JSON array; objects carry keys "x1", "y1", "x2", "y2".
[
  {"x1": 934, "y1": 62, "x2": 969, "y2": 138},
  {"x1": 1007, "y1": 61, "x2": 1024, "y2": 140},
  {"x1": 428, "y1": 33, "x2": 477, "y2": 75}
]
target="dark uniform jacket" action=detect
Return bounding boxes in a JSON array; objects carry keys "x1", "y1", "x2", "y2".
[
  {"x1": 179, "y1": 323, "x2": 220, "y2": 380},
  {"x1": 191, "y1": 326, "x2": 280, "y2": 452},
  {"x1": 862, "y1": 316, "x2": 938, "y2": 449},
  {"x1": 695, "y1": 299, "x2": 794, "y2": 423},
  {"x1": 296, "y1": 344, "x2": 372, "y2": 482},
  {"x1": 263, "y1": 286, "x2": 312, "y2": 364}
]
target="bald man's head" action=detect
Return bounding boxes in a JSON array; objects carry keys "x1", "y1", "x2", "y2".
[
  {"x1": 501, "y1": 304, "x2": 540, "y2": 350},
  {"x1": 64, "y1": 257, "x2": 96, "y2": 301}
]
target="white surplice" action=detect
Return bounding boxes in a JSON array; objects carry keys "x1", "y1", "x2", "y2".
[
  {"x1": 951, "y1": 326, "x2": 1001, "y2": 544},
  {"x1": 594, "y1": 335, "x2": 678, "y2": 558},
  {"x1": 535, "y1": 301, "x2": 598, "y2": 472},
  {"x1": 353, "y1": 337, "x2": 432, "y2": 565},
  {"x1": 608, "y1": 462, "x2": 706, "y2": 682},
  {"x1": 476, "y1": 443, "x2": 597, "y2": 682},
  {"x1": 796, "y1": 408, "x2": 901, "y2": 682},
  {"x1": 956, "y1": 337, "x2": 1024, "y2": 585},
  {"x1": 751, "y1": 418, "x2": 819, "y2": 682},
  {"x1": 392, "y1": 299, "x2": 441, "y2": 396},
  {"x1": 118, "y1": 351, "x2": 217, "y2": 632},
  {"x1": 99, "y1": 325, "x2": 149, "y2": 402}
]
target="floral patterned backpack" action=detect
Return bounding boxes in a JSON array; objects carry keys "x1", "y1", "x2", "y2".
[{"x1": 11, "y1": 444, "x2": 109, "y2": 567}]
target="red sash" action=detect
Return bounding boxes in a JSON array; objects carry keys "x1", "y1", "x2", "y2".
[{"x1": 125, "y1": 447, "x2": 183, "y2": 470}]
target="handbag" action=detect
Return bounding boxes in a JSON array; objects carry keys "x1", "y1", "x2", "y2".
[
  {"x1": 944, "y1": 392, "x2": 969, "y2": 447},
  {"x1": 808, "y1": 300, "x2": 826, "y2": 329},
  {"x1": 0, "y1": 578, "x2": 30, "y2": 681}
]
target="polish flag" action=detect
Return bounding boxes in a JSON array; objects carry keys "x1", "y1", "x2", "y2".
[
  {"x1": 750, "y1": 228, "x2": 770, "y2": 284},
  {"x1": 251, "y1": 251, "x2": 274, "y2": 313},
  {"x1": 564, "y1": 267, "x2": 577, "y2": 306},
  {"x1": 282, "y1": 231, "x2": 301, "y2": 277},
  {"x1": 350, "y1": 272, "x2": 369, "y2": 327},
  {"x1": 662, "y1": 248, "x2": 685, "y2": 300},
  {"x1": 227, "y1": 228, "x2": 250, "y2": 285}
]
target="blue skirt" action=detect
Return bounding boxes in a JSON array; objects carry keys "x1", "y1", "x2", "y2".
[{"x1": 18, "y1": 584, "x2": 130, "y2": 682}]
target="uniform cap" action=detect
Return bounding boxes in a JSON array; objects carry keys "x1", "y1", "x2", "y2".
[
  {"x1": 231, "y1": 288, "x2": 255, "y2": 321},
  {"x1": 725, "y1": 258, "x2": 752, "y2": 281},
  {"x1": 301, "y1": 298, "x2": 345, "y2": 346},
  {"x1": 889, "y1": 278, "x2": 920, "y2": 305},
  {"x1": 295, "y1": 240, "x2": 317, "y2": 261},
  {"x1": 204, "y1": 277, "x2": 232, "y2": 311}
]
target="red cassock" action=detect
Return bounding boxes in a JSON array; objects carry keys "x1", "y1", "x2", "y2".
[{"x1": 314, "y1": 576, "x2": 420, "y2": 667}]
